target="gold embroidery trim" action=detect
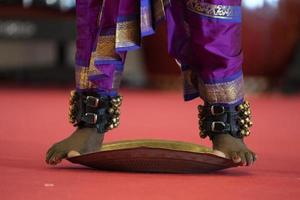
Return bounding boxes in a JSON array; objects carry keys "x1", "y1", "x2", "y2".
[
  {"x1": 95, "y1": 35, "x2": 120, "y2": 61},
  {"x1": 88, "y1": 52, "x2": 102, "y2": 77},
  {"x1": 75, "y1": 66, "x2": 97, "y2": 89},
  {"x1": 116, "y1": 20, "x2": 140, "y2": 48},
  {"x1": 198, "y1": 75, "x2": 244, "y2": 104},
  {"x1": 186, "y1": 0, "x2": 238, "y2": 20}
]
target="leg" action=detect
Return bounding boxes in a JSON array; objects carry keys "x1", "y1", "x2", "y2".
[
  {"x1": 187, "y1": 0, "x2": 256, "y2": 166},
  {"x1": 46, "y1": 63, "x2": 124, "y2": 165},
  {"x1": 46, "y1": 0, "x2": 125, "y2": 165},
  {"x1": 46, "y1": 0, "x2": 157, "y2": 165},
  {"x1": 167, "y1": 0, "x2": 256, "y2": 166}
]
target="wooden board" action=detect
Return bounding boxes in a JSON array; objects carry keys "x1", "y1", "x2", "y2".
[{"x1": 68, "y1": 140, "x2": 238, "y2": 173}]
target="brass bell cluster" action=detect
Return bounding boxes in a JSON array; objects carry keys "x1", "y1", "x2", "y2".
[
  {"x1": 68, "y1": 90, "x2": 79, "y2": 124},
  {"x1": 107, "y1": 96, "x2": 123, "y2": 130},
  {"x1": 237, "y1": 101, "x2": 253, "y2": 137},
  {"x1": 197, "y1": 105, "x2": 208, "y2": 139}
]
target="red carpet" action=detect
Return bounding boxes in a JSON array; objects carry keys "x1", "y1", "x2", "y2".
[{"x1": 0, "y1": 88, "x2": 300, "y2": 200}]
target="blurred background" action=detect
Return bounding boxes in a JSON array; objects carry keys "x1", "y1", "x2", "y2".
[{"x1": 0, "y1": 0, "x2": 299, "y2": 93}]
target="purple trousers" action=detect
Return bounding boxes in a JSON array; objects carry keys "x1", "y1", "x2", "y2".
[{"x1": 75, "y1": 0, "x2": 244, "y2": 106}]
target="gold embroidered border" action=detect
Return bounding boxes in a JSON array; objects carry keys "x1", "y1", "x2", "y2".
[
  {"x1": 75, "y1": 66, "x2": 97, "y2": 89},
  {"x1": 116, "y1": 20, "x2": 140, "y2": 49},
  {"x1": 95, "y1": 35, "x2": 121, "y2": 61},
  {"x1": 88, "y1": 52, "x2": 103, "y2": 77},
  {"x1": 198, "y1": 75, "x2": 245, "y2": 104},
  {"x1": 186, "y1": 0, "x2": 237, "y2": 20}
]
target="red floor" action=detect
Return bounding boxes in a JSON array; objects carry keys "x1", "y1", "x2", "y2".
[{"x1": 0, "y1": 88, "x2": 300, "y2": 200}]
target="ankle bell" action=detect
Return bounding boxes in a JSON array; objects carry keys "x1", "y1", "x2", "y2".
[
  {"x1": 68, "y1": 90, "x2": 122, "y2": 134},
  {"x1": 198, "y1": 101, "x2": 253, "y2": 139}
]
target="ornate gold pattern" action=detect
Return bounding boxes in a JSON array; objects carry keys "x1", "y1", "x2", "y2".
[
  {"x1": 198, "y1": 76, "x2": 244, "y2": 105},
  {"x1": 186, "y1": 0, "x2": 237, "y2": 19},
  {"x1": 88, "y1": 52, "x2": 102, "y2": 77},
  {"x1": 95, "y1": 35, "x2": 121, "y2": 61},
  {"x1": 116, "y1": 20, "x2": 140, "y2": 49},
  {"x1": 75, "y1": 66, "x2": 97, "y2": 89}
]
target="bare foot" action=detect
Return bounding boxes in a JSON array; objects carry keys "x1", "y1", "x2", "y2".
[
  {"x1": 46, "y1": 128, "x2": 104, "y2": 165},
  {"x1": 212, "y1": 134, "x2": 256, "y2": 166}
]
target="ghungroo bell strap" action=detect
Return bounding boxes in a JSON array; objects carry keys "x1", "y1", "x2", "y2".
[
  {"x1": 68, "y1": 90, "x2": 122, "y2": 134},
  {"x1": 198, "y1": 101, "x2": 253, "y2": 139}
]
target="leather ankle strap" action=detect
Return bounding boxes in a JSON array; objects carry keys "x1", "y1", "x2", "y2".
[
  {"x1": 68, "y1": 90, "x2": 122, "y2": 134},
  {"x1": 198, "y1": 101, "x2": 253, "y2": 139}
]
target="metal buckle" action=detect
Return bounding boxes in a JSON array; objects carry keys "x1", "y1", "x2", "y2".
[
  {"x1": 86, "y1": 96, "x2": 100, "y2": 108},
  {"x1": 84, "y1": 113, "x2": 98, "y2": 124},
  {"x1": 210, "y1": 105, "x2": 225, "y2": 116},
  {"x1": 211, "y1": 121, "x2": 226, "y2": 132}
]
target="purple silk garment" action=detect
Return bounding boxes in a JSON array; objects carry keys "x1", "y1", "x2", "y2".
[
  {"x1": 75, "y1": 0, "x2": 245, "y2": 105},
  {"x1": 75, "y1": 0, "x2": 126, "y2": 96},
  {"x1": 75, "y1": 0, "x2": 101, "y2": 67},
  {"x1": 166, "y1": 0, "x2": 244, "y2": 104}
]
